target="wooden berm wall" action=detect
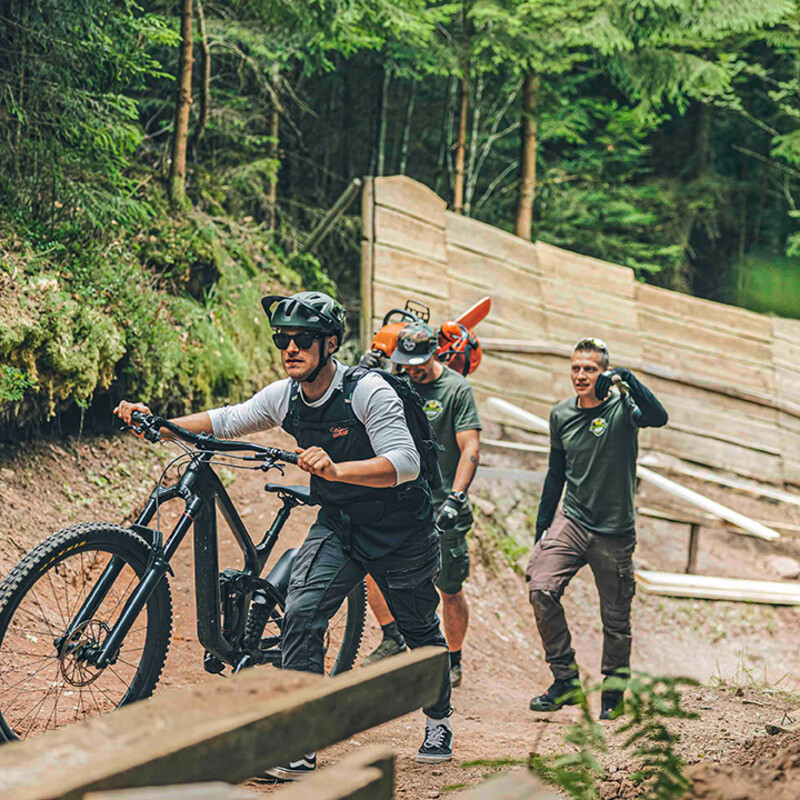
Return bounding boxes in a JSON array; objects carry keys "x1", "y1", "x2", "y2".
[{"x1": 360, "y1": 175, "x2": 800, "y2": 486}]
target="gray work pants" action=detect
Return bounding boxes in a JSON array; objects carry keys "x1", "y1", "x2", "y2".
[
  {"x1": 525, "y1": 512, "x2": 636, "y2": 680},
  {"x1": 281, "y1": 522, "x2": 452, "y2": 719}
]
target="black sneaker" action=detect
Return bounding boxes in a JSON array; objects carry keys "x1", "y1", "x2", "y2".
[
  {"x1": 417, "y1": 723, "x2": 453, "y2": 763},
  {"x1": 599, "y1": 690, "x2": 624, "y2": 720},
  {"x1": 361, "y1": 637, "x2": 407, "y2": 667},
  {"x1": 529, "y1": 677, "x2": 583, "y2": 712},
  {"x1": 261, "y1": 753, "x2": 317, "y2": 781}
]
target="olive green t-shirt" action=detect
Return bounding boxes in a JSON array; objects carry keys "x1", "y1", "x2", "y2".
[
  {"x1": 550, "y1": 391, "x2": 639, "y2": 535},
  {"x1": 415, "y1": 365, "x2": 482, "y2": 511}
]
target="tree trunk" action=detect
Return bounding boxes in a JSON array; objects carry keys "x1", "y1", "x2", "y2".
[
  {"x1": 267, "y1": 62, "x2": 280, "y2": 232},
  {"x1": 435, "y1": 76, "x2": 457, "y2": 196},
  {"x1": 515, "y1": 72, "x2": 539, "y2": 239},
  {"x1": 169, "y1": 0, "x2": 194, "y2": 208},
  {"x1": 188, "y1": 0, "x2": 209, "y2": 160},
  {"x1": 453, "y1": 67, "x2": 469, "y2": 214},
  {"x1": 398, "y1": 81, "x2": 416, "y2": 175},
  {"x1": 464, "y1": 73, "x2": 484, "y2": 216},
  {"x1": 376, "y1": 66, "x2": 391, "y2": 176}
]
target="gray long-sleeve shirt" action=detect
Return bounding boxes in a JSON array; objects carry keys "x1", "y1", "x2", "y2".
[{"x1": 207, "y1": 361, "x2": 420, "y2": 486}]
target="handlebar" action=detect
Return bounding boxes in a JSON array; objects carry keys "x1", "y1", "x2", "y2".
[{"x1": 129, "y1": 411, "x2": 299, "y2": 465}]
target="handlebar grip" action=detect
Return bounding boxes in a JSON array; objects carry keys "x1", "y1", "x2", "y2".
[{"x1": 274, "y1": 449, "x2": 299, "y2": 465}]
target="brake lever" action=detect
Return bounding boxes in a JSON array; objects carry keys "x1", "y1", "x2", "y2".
[{"x1": 260, "y1": 460, "x2": 285, "y2": 477}]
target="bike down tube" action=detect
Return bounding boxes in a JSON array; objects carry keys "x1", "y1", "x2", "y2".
[
  {"x1": 92, "y1": 494, "x2": 204, "y2": 669},
  {"x1": 60, "y1": 483, "x2": 183, "y2": 644}
]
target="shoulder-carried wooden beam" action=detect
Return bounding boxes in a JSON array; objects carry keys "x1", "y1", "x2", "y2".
[{"x1": 1, "y1": 648, "x2": 447, "y2": 800}]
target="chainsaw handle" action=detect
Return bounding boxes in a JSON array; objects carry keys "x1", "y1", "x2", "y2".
[{"x1": 381, "y1": 308, "x2": 421, "y2": 327}]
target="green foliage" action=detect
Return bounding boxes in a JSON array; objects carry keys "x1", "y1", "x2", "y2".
[
  {"x1": 530, "y1": 674, "x2": 698, "y2": 800},
  {"x1": 0, "y1": 367, "x2": 36, "y2": 405}
]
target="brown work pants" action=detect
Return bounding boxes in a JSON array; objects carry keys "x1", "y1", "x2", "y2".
[{"x1": 525, "y1": 512, "x2": 636, "y2": 681}]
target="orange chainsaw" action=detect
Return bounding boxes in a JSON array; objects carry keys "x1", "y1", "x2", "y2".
[{"x1": 369, "y1": 296, "x2": 491, "y2": 376}]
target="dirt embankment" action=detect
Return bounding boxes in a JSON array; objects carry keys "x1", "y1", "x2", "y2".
[{"x1": 2, "y1": 429, "x2": 800, "y2": 798}]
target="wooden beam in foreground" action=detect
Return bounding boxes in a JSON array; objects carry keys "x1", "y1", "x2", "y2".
[
  {"x1": 636, "y1": 570, "x2": 800, "y2": 605},
  {"x1": 452, "y1": 771, "x2": 559, "y2": 799},
  {"x1": 86, "y1": 785, "x2": 262, "y2": 800},
  {"x1": 270, "y1": 745, "x2": 394, "y2": 800},
  {"x1": 85, "y1": 746, "x2": 395, "y2": 800},
  {"x1": 1, "y1": 648, "x2": 447, "y2": 800}
]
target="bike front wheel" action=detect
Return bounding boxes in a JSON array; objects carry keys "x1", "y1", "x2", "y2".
[{"x1": 0, "y1": 523, "x2": 173, "y2": 742}]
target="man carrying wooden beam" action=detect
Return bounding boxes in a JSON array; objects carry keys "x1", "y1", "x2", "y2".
[{"x1": 526, "y1": 338, "x2": 668, "y2": 720}]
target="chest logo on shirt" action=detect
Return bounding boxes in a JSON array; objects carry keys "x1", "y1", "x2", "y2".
[
  {"x1": 423, "y1": 399, "x2": 443, "y2": 420},
  {"x1": 590, "y1": 417, "x2": 608, "y2": 437},
  {"x1": 330, "y1": 425, "x2": 350, "y2": 439}
]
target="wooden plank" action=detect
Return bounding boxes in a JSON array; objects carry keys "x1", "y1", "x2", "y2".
[
  {"x1": 485, "y1": 397, "x2": 550, "y2": 434},
  {"x1": 635, "y1": 284, "x2": 772, "y2": 341},
  {"x1": 540, "y1": 278, "x2": 639, "y2": 331},
  {"x1": 635, "y1": 570, "x2": 800, "y2": 605},
  {"x1": 374, "y1": 175, "x2": 446, "y2": 227},
  {"x1": 542, "y1": 311, "x2": 642, "y2": 363},
  {"x1": 639, "y1": 310, "x2": 774, "y2": 365},
  {"x1": 360, "y1": 177, "x2": 375, "y2": 352},
  {"x1": 271, "y1": 745, "x2": 394, "y2": 800},
  {"x1": 447, "y1": 244, "x2": 544, "y2": 300},
  {"x1": 373, "y1": 243, "x2": 450, "y2": 300},
  {"x1": 637, "y1": 465, "x2": 780, "y2": 541},
  {"x1": 646, "y1": 426, "x2": 784, "y2": 483},
  {"x1": 1, "y1": 648, "x2": 448, "y2": 800},
  {"x1": 536, "y1": 241, "x2": 635, "y2": 300},
  {"x1": 452, "y1": 770, "x2": 559, "y2": 799},
  {"x1": 446, "y1": 211, "x2": 541, "y2": 273},
  {"x1": 374, "y1": 206, "x2": 447, "y2": 264},
  {"x1": 686, "y1": 523, "x2": 701, "y2": 575},
  {"x1": 482, "y1": 438, "x2": 550, "y2": 455},
  {"x1": 85, "y1": 785, "x2": 262, "y2": 800},
  {"x1": 638, "y1": 454, "x2": 800, "y2": 507},
  {"x1": 448, "y1": 281, "x2": 548, "y2": 339}
]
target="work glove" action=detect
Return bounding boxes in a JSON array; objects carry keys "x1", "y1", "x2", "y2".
[
  {"x1": 436, "y1": 493, "x2": 465, "y2": 531},
  {"x1": 358, "y1": 348, "x2": 384, "y2": 369},
  {"x1": 594, "y1": 367, "x2": 632, "y2": 401}
]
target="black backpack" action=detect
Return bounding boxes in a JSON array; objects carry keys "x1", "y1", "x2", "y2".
[{"x1": 343, "y1": 366, "x2": 444, "y2": 491}]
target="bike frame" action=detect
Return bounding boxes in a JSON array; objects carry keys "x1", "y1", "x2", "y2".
[{"x1": 65, "y1": 448, "x2": 300, "y2": 670}]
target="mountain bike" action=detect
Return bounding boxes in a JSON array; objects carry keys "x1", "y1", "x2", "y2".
[{"x1": 0, "y1": 411, "x2": 366, "y2": 742}]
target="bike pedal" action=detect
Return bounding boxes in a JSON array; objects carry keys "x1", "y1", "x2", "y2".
[
  {"x1": 203, "y1": 651, "x2": 226, "y2": 675},
  {"x1": 234, "y1": 654, "x2": 254, "y2": 674}
]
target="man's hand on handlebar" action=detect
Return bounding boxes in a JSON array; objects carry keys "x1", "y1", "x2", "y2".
[
  {"x1": 295, "y1": 446, "x2": 339, "y2": 481},
  {"x1": 114, "y1": 400, "x2": 153, "y2": 426}
]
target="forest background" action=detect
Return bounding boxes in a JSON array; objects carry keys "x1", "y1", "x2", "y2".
[{"x1": 2, "y1": 0, "x2": 800, "y2": 438}]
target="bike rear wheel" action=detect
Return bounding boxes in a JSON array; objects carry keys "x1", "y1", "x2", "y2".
[{"x1": 0, "y1": 523, "x2": 172, "y2": 742}]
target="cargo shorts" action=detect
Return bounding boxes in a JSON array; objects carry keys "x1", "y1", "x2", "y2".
[{"x1": 435, "y1": 511, "x2": 472, "y2": 595}]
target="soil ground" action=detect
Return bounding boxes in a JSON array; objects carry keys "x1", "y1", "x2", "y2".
[{"x1": 2, "y1": 428, "x2": 800, "y2": 798}]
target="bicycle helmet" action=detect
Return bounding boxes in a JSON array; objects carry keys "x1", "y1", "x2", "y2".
[
  {"x1": 262, "y1": 291, "x2": 346, "y2": 382},
  {"x1": 390, "y1": 321, "x2": 437, "y2": 366}
]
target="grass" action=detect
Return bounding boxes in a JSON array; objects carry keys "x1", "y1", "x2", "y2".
[{"x1": 730, "y1": 252, "x2": 800, "y2": 319}]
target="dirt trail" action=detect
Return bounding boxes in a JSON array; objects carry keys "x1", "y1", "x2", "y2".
[{"x1": 2, "y1": 430, "x2": 800, "y2": 798}]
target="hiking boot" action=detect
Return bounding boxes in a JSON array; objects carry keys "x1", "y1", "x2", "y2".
[
  {"x1": 261, "y1": 753, "x2": 316, "y2": 782},
  {"x1": 361, "y1": 637, "x2": 407, "y2": 667},
  {"x1": 599, "y1": 690, "x2": 624, "y2": 720},
  {"x1": 417, "y1": 723, "x2": 453, "y2": 763},
  {"x1": 450, "y1": 663, "x2": 463, "y2": 688},
  {"x1": 529, "y1": 677, "x2": 583, "y2": 712}
]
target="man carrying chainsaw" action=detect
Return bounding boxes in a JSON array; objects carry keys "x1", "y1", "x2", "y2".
[
  {"x1": 115, "y1": 291, "x2": 454, "y2": 776},
  {"x1": 526, "y1": 337, "x2": 667, "y2": 720},
  {"x1": 359, "y1": 321, "x2": 482, "y2": 689}
]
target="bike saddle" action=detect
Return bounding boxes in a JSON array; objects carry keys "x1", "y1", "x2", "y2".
[{"x1": 264, "y1": 484, "x2": 315, "y2": 505}]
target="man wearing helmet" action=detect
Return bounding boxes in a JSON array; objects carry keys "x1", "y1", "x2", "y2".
[
  {"x1": 360, "y1": 322, "x2": 481, "y2": 690},
  {"x1": 115, "y1": 291, "x2": 453, "y2": 777}
]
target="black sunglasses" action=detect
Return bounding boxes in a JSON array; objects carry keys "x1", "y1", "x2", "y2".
[{"x1": 272, "y1": 331, "x2": 321, "y2": 350}]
